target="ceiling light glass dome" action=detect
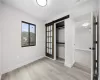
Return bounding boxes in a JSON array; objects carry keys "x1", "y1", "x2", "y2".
[{"x1": 36, "y1": 0, "x2": 47, "y2": 7}]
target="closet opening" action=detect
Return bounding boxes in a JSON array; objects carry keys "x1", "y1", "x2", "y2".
[
  {"x1": 56, "y1": 21, "x2": 65, "y2": 63},
  {"x1": 45, "y1": 15, "x2": 69, "y2": 59}
]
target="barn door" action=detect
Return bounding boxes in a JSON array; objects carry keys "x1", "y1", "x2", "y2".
[{"x1": 45, "y1": 24, "x2": 54, "y2": 59}]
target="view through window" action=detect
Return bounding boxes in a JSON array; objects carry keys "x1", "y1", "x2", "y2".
[{"x1": 21, "y1": 21, "x2": 36, "y2": 47}]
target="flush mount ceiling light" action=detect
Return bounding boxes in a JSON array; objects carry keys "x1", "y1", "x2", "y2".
[{"x1": 36, "y1": 0, "x2": 47, "y2": 7}]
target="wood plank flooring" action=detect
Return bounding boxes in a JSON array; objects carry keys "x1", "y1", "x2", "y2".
[{"x1": 1, "y1": 57, "x2": 91, "y2": 80}]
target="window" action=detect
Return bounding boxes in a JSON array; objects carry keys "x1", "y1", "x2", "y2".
[{"x1": 21, "y1": 21, "x2": 36, "y2": 47}]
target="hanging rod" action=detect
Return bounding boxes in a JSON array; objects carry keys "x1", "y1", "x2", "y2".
[
  {"x1": 45, "y1": 15, "x2": 70, "y2": 26},
  {"x1": 56, "y1": 26, "x2": 65, "y2": 29},
  {"x1": 56, "y1": 42, "x2": 65, "y2": 44}
]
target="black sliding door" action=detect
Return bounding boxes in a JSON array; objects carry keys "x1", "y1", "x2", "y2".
[{"x1": 45, "y1": 24, "x2": 54, "y2": 59}]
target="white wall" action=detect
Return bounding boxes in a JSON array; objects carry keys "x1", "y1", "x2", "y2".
[
  {"x1": 75, "y1": 50, "x2": 91, "y2": 67},
  {"x1": 0, "y1": 28, "x2": 1, "y2": 79},
  {"x1": 65, "y1": 18, "x2": 75, "y2": 68},
  {"x1": 0, "y1": 2, "x2": 2, "y2": 79},
  {"x1": 75, "y1": 28, "x2": 91, "y2": 68},
  {"x1": 74, "y1": 16, "x2": 92, "y2": 68},
  {"x1": 0, "y1": 31, "x2": 2, "y2": 79},
  {"x1": 0, "y1": 3, "x2": 45, "y2": 74}
]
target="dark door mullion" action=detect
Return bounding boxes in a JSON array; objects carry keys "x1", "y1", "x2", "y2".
[
  {"x1": 45, "y1": 26, "x2": 47, "y2": 56},
  {"x1": 52, "y1": 24, "x2": 54, "y2": 59},
  {"x1": 93, "y1": 15, "x2": 99, "y2": 80},
  {"x1": 28, "y1": 24, "x2": 30, "y2": 45},
  {"x1": 50, "y1": 25, "x2": 51, "y2": 55},
  {"x1": 93, "y1": 16, "x2": 96, "y2": 79},
  {"x1": 48, "y1": 26, "x2": 50, "y2": 54},
  {"x1": 97, "y1": 16, "x2": 99, "y2": 77}
]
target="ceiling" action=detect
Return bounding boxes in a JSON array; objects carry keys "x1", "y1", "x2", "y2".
[{"x1": 1, "y1": 0, "x2": 91, "y2": 22}]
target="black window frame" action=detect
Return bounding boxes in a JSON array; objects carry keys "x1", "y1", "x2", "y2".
[{"x1": 21, "y1": 21, "x2": 36, "y2": 47}]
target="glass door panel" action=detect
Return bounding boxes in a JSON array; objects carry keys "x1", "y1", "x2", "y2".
[{"x1": 46, "y1": 24, "x2": 54, "y2": 58}]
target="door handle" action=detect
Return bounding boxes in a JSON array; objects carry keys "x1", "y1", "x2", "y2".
[
  {"x1": 89, "y1": 47, "x2": 91, "y2": 50},
  {"x1": 89, "y1": 47, "x2": 95, "y2": 50}
]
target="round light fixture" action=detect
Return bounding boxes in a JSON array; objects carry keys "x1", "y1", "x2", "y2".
[{"x1": 36, "y1": 0, "x2": 47, "y2": 7}]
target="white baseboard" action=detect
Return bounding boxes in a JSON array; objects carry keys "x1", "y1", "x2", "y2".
[
  {"x1": 45, "y1": 56, "x2": 55, "y2": 60},
  {"x1": 3, "y1": 55, "x2": 45, "y2": 74},
  {"x1": 65, "y1": 61, "x2": 75, "y2": 68}
]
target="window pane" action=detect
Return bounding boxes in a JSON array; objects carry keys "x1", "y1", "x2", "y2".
[
  {"x1": 47, "y1": 27, "x2": 48, "y2": 31},
  {"x1": 51, "y1": 31, "x2": 52, "y2": 36},
  {"x1": 50, "y1": 49, "x2": 52, "y2": 54},
  {"x1": 51, "y1": 26, "x2": 52, "y2": 30},
  {"x1": 30, "y1": 25, "x2": 36, "y2": 45},
  {"x1": 47, "y1": 27, "x2": 49, "y2": 31},
  {"x1": 47, "y1": 48, "x2": 49, "y2": 53},
  {"x1": 47, "y1": 32, "x2": 49, "y2": 36},
  {"x1": 21, "y1": 23, "x2": 29, "y2": 46},
  {"x1": 47, "y1": 43, "x2": 49, "y2": 47},
  {"x1": 51, "y1": 37, "x2": 52, "y2": 42},
  {"x1": 49, "y1": 32, "x2": 50, "y2": 36},
  {"x1": 49, "y1": 49, "x2": 50, "y2": 54},
  {"x1": 51, "y1": 43, "x2": 52, "y2": 48},
  {"x1": 49, "y1": 26, "x2": 51, "y2": 31}
]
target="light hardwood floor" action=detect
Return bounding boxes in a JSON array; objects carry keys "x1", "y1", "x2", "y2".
[{"x1": 1, "y1": 57, "x2": 91, "y2": 80}]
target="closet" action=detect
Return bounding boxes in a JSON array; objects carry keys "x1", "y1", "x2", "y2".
[
  {"x1": 45, "y1": 15, "x2": 69, "y2": 59},
  {"x1": 56, "y1": 21, "x2": 65, "y2": 62}
]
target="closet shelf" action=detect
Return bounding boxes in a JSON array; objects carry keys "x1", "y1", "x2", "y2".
[
  {"x1": 56, "y1": 42, "x2": 65, "y2": 44},
  {"x1": 75, "y1": 48, "x2": 91, "y2": 52}
]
